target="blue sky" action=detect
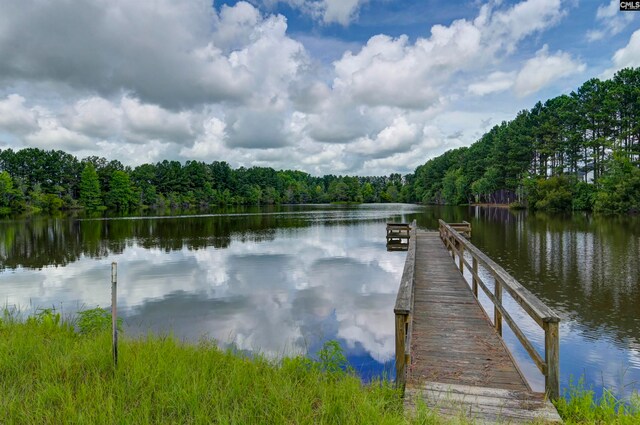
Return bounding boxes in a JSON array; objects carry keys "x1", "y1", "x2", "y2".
[{"x1": 0, "y1": 0, "x2": 638, "y2": 175}]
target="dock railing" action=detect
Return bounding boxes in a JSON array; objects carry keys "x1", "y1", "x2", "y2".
[
  {"x1": 393, "y1": 219, "x2": 417, "y2": 389},
  {"x1": 447, "y1": 221, "x2": 472, "y2": 238},
  {"x1": 438, "y1": 219, "x2": 561, "y2": 400}
]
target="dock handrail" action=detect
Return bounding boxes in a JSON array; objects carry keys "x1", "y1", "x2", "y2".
[
  {"x1": 447, "y1": 221, "x2": 472, "y2": 238},
  {"x1": 438, "y1": 219, "x2": 561, "y2": 400},
  {"x1": 393, "y1": 219, "x2": 417, "y2": 389}
]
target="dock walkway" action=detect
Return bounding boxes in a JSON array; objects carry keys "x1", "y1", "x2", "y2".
[{"x1": 394, "y1": 222, "x2": 562, "y2": 423}]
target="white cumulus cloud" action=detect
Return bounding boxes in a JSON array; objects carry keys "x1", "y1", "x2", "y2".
[
  {"x1": 587, "y1": 0, "x2": 636, "y2": 42},
  {"x1": 468, "y1": 71, "x2": 517, "y2": 96},
  {"x1": 514, "y1": 46, "x2": 586, "y2": 97},
  {"x1": 0, "y1": 0, "x2": 589, "y2": 176},
  {"x1": 348, "y1": 117, "x2": 420, "y2": 158},
  {"x1": 0, "y1": 94, "x2": 40, "y2": 134},
  {"x1": 265, "y1": 0, "x2": 369, "y2": 25},
  {"x1": 604, "y1": 29, "x2": 640, "y2": 76}
]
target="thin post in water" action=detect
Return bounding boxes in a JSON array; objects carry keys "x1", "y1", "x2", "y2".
[{"x1": 111, "y1": 262, "x2": 118, "y2": 367}]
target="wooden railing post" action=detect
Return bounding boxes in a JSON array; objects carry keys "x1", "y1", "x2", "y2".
[
  {"x1": 458, "y1": 244, "x2": 464, "y2": 272},
  {"x1": 494, "y1": 278, "x2": 503, "y2": 336},
  {"x1": 544, "y1": 320, "x2": 560, "y2": 401},
  {"x1": 395, "y1": 313, "x2": 407, "y2": 389},
  {"x1": 472, "y1": 257, "x2": 478, "y2": 298}
]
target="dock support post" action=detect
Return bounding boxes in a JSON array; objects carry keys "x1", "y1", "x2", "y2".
[
  {"x1": 395, "y1": 313, "x2": 407, "y2": 390},
  {"x1": 544, "y1": 320, "x2": 560, "y2": 401}
]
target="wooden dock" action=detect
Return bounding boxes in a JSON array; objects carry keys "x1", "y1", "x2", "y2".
[
  {"x1": 394, "y1": 220, "x2": 562, "y2": 424},
  {"x1": 386, "y1": 223, "x2": 411, "y2": 251}
]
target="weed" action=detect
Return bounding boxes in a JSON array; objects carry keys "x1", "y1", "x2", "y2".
[
  {"x1": 76, "y1": 307, "x2": 122, "y2": 335},
  {"x1": 317, "y1": 339, "x2": 354, "y2": 376}
]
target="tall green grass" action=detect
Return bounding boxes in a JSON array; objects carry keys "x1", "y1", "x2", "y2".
[
  {"x1": 0, "y1": 308, "x2": 413, "y2": 424},
  {"x1": 554, "y1": 378, "x2": 640, "y2": 424},
  {"x1": 2, "y1": 308, "x2": 639, "y2": 424}
]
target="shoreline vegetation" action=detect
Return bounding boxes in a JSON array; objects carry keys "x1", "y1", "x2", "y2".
[
  {"x1": 2, "y1": 308, "x2": 639, "y2": 424},
  {"x1": 0, "y1": 308, "x2": 416, "y2": 424},
  {"x1": 2, "y1": 68, "x2": 640, "y2": 218}
]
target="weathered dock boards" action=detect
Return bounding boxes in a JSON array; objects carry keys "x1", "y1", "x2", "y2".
[
  {"x1": 397, "y1": 228, "x2": 562, "y2": 424},
  {"x1": 404, "y1": 382, "x2": 561, "y2": 424}
]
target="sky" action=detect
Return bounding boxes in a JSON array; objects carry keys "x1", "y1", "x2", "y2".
[{"x1": 0, "y1": 0, "x2": 639, "y2": 176}]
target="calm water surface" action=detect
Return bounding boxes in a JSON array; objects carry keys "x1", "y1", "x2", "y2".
[{"x1": 1, "y1": 204, "x2": 639, "y2": 398}]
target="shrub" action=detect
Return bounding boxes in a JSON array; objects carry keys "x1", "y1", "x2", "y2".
[
  {"x1": 532, "y1": 175, "x2": 575, "y2": 211},
  {"x1": 77, "y1": 307, "x2": 122, "y2": 335},
  {"x1": 572, "y1": 181, "x2": 596, "y2": 211},
  {"x1": 594, "y1": 154, "x2": 640, "y2": 214}
]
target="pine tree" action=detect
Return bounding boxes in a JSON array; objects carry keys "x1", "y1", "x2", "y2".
[
  {"x1": 106, "y1": 170, "x2": 136, "y2": 212},
  {"x1": 80, "y1": 163, "x2": 103, "y2": 210}
]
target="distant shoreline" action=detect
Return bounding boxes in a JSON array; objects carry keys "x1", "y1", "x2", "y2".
[{"x1": 470, "y1": 203, "x2": 511, "y2": 208}]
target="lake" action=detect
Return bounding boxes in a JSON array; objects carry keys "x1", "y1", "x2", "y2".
[{"x1": 1, "y1": 204, "x2": 639, "y2": 399}]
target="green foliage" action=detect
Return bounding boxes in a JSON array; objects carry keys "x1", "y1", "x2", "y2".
[
  {"x1": 0, "y1": 171, "x2": 26, "y2": 214},
  {"x1": 43, "y1": 193, "x2": 64, "y2": 211},
  {"x1": 533, "y1": 175, "x2": 575, "y2": 211},
  {"x1": 105, "y1": 170, "x2": 137, "y2": 212},
  {"x1": 77, "y1": 307, "x2": 122, "y2": 335},
  {"x1": 25, "y1": 308, "x2": 73, "y2": 334},
  {"x1": 0, "y1": 171, "x2": 15, "y2": 209},
  {"x1": 4, "y1": 317, "x2": 640, "y2": 424},
  {"x1": 441, "y1": 168, "x2": 468, "y2": 205},
  {"x1": 362, "y1": 182, "x2": 376, "y2": 202},
  {"x1": 411, "y1": 67, "x2": 640, "y2": 213},
  {"x1": 80, "y1": 163, "x2": 103, "y2": 210},
  {"x1": 0, "y1": 319, "x2": 408, "y2": 424},
  {"x1": 27, "y1": 308, "x2": 61, "y2": 327},
  {"x1": 573, "y1": 181, "x2": 596, "y2": 211},
  {"x1": 1, "y1": 148, "x2": 415, "y2": 214},
  {"x1": 328, "y1": 181, "x2": 350, "y2": 202},
  {"x1": 317, "y1": 340, "x2": 353, "y2": 375},
  {"x1": 471, "y1": 177, "x2": 492, "y2": 203},
  {"x1": 381, "y1": 184, "x2": 400, "y2": 202},
  {"x1": 554, "y1": 378, "x2": 640, "y2": 424},
  {"x1": 594, "y1": 154, "x2": 640, "y2": 214}
]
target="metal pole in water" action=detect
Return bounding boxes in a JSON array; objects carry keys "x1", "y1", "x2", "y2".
[{"x1": 111, "y1": 262, "x2": 118, "y2": 367}]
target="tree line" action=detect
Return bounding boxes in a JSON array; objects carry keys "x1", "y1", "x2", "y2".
[
  {"x1": 408, "y1": 67, "x2": 640, "y2": 214},
  {"x1": 2, "y1": 68, "x2": 639, "y2": 216},
  {"x1": 0, "y1": 149, "x2": 409, "y2": 214}
]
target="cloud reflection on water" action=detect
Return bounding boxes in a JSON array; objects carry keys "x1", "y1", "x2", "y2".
[{"x1": 1, "y1": 219, "x2": 405, "y2": 372}]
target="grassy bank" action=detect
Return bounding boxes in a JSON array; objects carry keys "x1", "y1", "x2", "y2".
[
  {"x1": 0, "y1": 310, "x2": 413, "y2": 424},
  {"x1": 2, "y1": 310, "x2": 639, "y2": 424},
  {"x1": 554, "y1": 379, "x2": 640, "y2": 424}
]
